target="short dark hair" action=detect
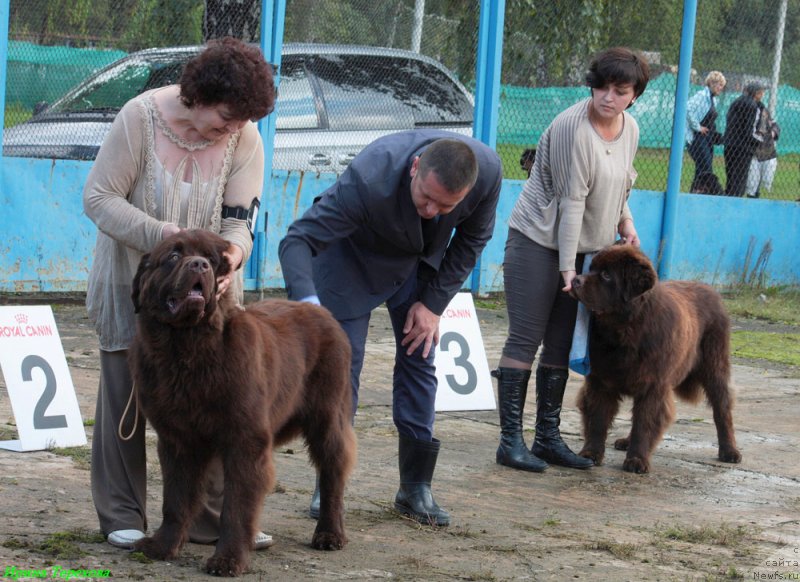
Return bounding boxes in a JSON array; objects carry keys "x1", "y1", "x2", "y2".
[
  {"x1": 418, "y1": 139, "x2": 479, "y2": 193},
  {"x1": 585, "y1": 47, "x2": 650, "y2": 100},
  {"x1": 743, "y1": 82, "x2": 766, "y2": 97},
  {"x1": 180, "y1": 37, "x2": 275, "y2": 121}
]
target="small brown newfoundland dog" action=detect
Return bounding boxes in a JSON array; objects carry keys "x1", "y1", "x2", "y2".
[
  {"x1": 130, "y1": 229, "x2": 356, "y2": 576},
  {"x1": 570, "y1": 245, "x2": 742, "y2": 474}
]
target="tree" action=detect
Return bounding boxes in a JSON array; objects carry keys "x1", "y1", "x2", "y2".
[{"x1": 203, "y1": 0, "x2": 261, "y2": 41}]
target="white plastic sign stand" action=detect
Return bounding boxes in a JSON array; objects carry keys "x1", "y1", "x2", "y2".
[
  {"x1": 0, "y1": 306, "x2": 87, "y2": 451},
  {"x1": 434, "y1": 293, "x2": 496, "y2": 411}
]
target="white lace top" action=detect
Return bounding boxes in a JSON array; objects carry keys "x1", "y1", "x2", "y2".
[{"x1": 83, "y1": 88, "x2": 265, "y2": 351}]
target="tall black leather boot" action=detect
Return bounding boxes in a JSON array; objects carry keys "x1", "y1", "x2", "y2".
[
  {"x1": 531, "y1": 366, "x2": 594, "y2": 469},
  {"x1": 394, "y1": 434, "x2": 450, "y2": 526},
  {"x1": 492, "y1": 368, "x2": 548, "y2": 472}
]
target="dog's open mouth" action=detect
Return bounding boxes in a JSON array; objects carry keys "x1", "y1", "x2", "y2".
[{"x1": 167, "y1": 282, "x2": 207, "y2": 315}]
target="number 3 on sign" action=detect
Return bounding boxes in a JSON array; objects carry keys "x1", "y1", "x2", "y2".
[
  {"x1": 434, "y1": 293, "x2": 496, "y2": 412},
  {"x1": 0, "y1": 306, "x2": 87, "y2": 451}
]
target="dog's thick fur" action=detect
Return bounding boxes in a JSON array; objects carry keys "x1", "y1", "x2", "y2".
[
  {"x1": 570, "y1": 245, "x2": 742, "y2": 474},
  {"x1": 130, "y1": 229, "x2": 356, "y2": 576}
]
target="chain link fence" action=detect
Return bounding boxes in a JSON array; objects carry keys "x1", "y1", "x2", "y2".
[{"x1": 3, "y1": 0, "x2": 799, "y2": 199}]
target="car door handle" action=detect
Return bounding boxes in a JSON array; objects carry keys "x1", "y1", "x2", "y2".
[
  {"x1": 339, "y1": 153, "x2": 356, "y2": 166},
  {"x1": 308, "y1": 153, "x2": 332, "y2": 166}
]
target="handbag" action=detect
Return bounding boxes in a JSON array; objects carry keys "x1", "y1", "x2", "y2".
[{"x1": 569, "y1": 253, "x2": 593, "y2": 375}]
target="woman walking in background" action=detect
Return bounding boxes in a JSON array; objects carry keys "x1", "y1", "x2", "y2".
[{"x1": 686, "y1": 71, "x2": 726, "y2": 193}]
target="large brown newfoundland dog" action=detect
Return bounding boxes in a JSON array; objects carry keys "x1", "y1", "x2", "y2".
[
  {"x1": 570, "y1": 245, "x2": 742, "y2": 474},
  {"x1": 130, "y1": 229, "x2": 356, "y2": 576}
]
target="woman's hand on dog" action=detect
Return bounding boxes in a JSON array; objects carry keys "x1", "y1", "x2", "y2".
[
  {"x1": 618, "y1": 218, "x2": 640, "y2": 247},
  {"x1": 561, "y1": 270, "x2": 577, "y2": 293},
  {"x1": 216, "y1": 244, "x2": 243, "y2": 299},
  {"x1": 161, "y1": 223, "x2": 182, "y2": 240}
]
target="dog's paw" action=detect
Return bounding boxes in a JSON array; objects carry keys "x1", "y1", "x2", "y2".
[
  {"x1": 613, "y1": 437, "x2": 630, "y2": 451},
  {"x1": 206, "y1": 553, "x2": 248, "y2": 577},
  {"x1": 622, "y1": 456, "x2": 650, "y2": 474},
  {"x1": 133, "y1": 536, "x2": 178, "y2": 561},
  {"x1": 311, "y1": 530, "x2": 348, "y2": 551},
  {"x1": 718, "y1": 447, "x2": 742, "y2": 464},
  {"x1": 578, "y1": 447, "x2": 604, "y2": 466}
]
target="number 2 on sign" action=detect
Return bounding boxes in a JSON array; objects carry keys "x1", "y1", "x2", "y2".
[
  {"x1": 438, "y1": 331, "x2": 477, "y2": 395},
  {"x1": 21, "y1": 354, "x2": 68, "y2": 429}
]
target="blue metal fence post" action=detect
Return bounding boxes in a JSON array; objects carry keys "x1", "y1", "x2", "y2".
[
  {"x1": 255, "y1": 0, "x2": 286, "y2": 291},
  {"x1": 0, "y1": 0, "x2": 10, "y2": 152},
  {"x1": 660, "y1": 0, "x2": 698, "y2": 280},
  {"x1": 471, "y1": 0, "x2": 505, "y2": 294}
]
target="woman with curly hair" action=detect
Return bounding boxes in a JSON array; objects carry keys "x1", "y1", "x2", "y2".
[{"x1": 83, "y1": 37, "x2": 275, "y2": 550}]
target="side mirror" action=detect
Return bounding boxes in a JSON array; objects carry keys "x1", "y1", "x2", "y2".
[{"x1": 33, "y1": 101, "x2": 49, "y2": 116}]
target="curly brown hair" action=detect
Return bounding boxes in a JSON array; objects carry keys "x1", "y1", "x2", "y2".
[{"x1": 179, "y1": 37, "x2": 275, "y2": 121}]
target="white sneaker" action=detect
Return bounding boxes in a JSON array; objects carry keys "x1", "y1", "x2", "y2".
[
  {"x1": 253, "y1": 531, "x2": 274, "y2": 550},
  {"x1": 107, "y1": 529, "x2": 145, "y2": 549}
]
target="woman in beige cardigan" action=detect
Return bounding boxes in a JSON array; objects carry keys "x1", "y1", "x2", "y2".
[
  {"x1": 83, "y1": 37, "x2": 275, "y2": 550},
  {"x1": 493, "y1": 47, "x2": 649, "y2": 474}
]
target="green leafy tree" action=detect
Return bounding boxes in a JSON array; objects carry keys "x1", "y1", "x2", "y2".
[
  {"x1": 122, "y1": 0, "x2": 203, "y2": 50},
  {"x1": 203, "y1": 0, "x2": 260, "y2": 41}
]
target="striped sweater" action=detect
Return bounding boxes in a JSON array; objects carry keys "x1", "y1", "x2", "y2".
[{"x1": 508, "y1": 98, "x2": 637, "y2": 272}]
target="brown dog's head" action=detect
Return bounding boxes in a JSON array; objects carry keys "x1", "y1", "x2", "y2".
[
  {"x1": 132, "y1": 229, "x2": 232, "y2": 327},
  {"x1": 570, "y1": 245, "x2": 657, "y2": 313}
]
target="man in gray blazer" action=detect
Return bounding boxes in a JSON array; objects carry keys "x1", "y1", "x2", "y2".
[{"x1": 279, "y1": 129, "x2": 502, "y2": 526}]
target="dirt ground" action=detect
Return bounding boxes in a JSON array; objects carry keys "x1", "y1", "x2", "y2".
[{"x1": 1, "y1": 296, "x2": 799, "y2": 581}]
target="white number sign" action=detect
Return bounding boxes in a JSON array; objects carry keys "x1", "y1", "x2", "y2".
[
  {"x1": 434, "y1": 293, "x2": 496, "y2": 411},
  {"x1": 0, "y1": 306, "x2": 87, "y2": 451}
]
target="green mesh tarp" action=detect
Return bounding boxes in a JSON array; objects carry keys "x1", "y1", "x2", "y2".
[
  {"x1": 5, "y1": 41, "x2": 128, "y2": 109},
  {"x1": 498, "y1": 73, "x2": 800, "y2": 154}
]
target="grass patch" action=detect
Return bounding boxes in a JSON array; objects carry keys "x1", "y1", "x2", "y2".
[
  {"x1": 474, "y1": 295, "x2": 507, "y2": 310},
  {"x1": 658, "y1": 523, "x2": 750, "y2": 546},
  {"x1": 445, "y1": 525, "x2": 480, "y2": 539},
  {"x1": 731, "y1": 332, "x2": 800, "y2": 366},
  {"x1": 542, "y1": 513, "x2": 561, "y2": 527},
  {"x1": 2, "y1": 537, "x2": 30, "y2": 550},
  {"x1": 4, "y1": 102, "x2": 32, "y2": 128},
  {"x1": 37, "y1": 529, "x2": 106, "y2": 559},
  {"x1": 0, "y1": 425, "x2": 19, "y2": 441},
  {"x1": 588, "y1": 540, "x2": 639, "y2": 560},
  {"x1": 51, "y1": 446, "x2": 91, "y2": 470},
  {"x1": 128, "y1": 551, "x2": 154, "y2": 564},
  {"x1": 722, "y1": 286, "x2": 800, "y2": 326}
]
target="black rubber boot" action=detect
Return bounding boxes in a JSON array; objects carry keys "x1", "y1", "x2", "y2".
[
  {"x1": 492, "y1": 368, "x2": 548, "y2": 472},
  {"x1": 531, "y1": 366, "x2": 594, "y2": 469},
  {"x1": 308, "y1": 475, "x2": 320, "y2": 519},
  {"x1": 394, "y1": 435, "x2": 450, "y2": 526}
]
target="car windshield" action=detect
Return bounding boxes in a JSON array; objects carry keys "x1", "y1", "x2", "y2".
[
  {"x1": 48, "y1": 54, "x2": 188, "y2": 114},
  {"x1": 307, "y1": 54, "x2": 472, "y2": 129},
  {"x1": 40, "y1": 49, "x2": 472, "y2": 130}
]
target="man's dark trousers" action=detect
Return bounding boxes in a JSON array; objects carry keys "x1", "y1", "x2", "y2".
[{"x1": 336, "y1": 272, "x2": 437, "y2": 441}]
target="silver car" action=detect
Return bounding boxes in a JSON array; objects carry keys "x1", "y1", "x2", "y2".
[{"x1": 2, "y1": 43, "x2": 474, "y2": 173}]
